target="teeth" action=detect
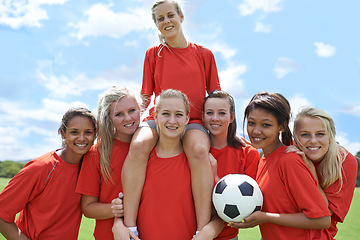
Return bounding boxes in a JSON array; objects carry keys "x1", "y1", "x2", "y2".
[
  {"x1": 76, "y1": 144, "x2": 86, "y2": 147},
  {"x1": 254, "y1": 138, "x2": 262, "y2": 141},
  {"x1": 308, "y1": 147, "x2": 320, "y2": 150},
  {"x1": 165, "y1": 26, "x2": 173, "y2": 30},
  {"x1": 124, "y1": 123, "x2": 133, "y2": 127}
]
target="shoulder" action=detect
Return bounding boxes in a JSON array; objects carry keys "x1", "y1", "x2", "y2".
[
  {"x1": 190, "y1": 43, "x2": 214, "y2": 56},
  {"x1": 341, "y1": 149, "x2": 358, "y2": 175}
]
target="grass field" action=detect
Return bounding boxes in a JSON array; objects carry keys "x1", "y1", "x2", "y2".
[{"x1": 0, "y1": 177, "x2": 359, "y2": 239}]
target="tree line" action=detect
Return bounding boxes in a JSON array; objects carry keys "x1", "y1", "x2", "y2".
[{"x1": 1, "y1": 152, "x2": 360, "y2": 187}]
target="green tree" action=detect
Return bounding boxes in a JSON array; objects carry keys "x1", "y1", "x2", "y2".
[
  {"x1": 356, "y1": 151, "x2": 360, "y2": 187},
  {"x1": 0, "y1": 161, "x2": 25, "y2": 178}
]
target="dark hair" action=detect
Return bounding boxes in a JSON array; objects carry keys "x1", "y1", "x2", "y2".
[
  {"x1": 58, "y1": 107, "x2": 97, "y2": 138},
  {"x1": 243, "y1": 92, "x2": 292, "y2": 146},
  {"x1": 203, "y1": 90, "x2": 245, "y2": 149}
]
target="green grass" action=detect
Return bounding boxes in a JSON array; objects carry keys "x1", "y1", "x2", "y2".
[{"x1": 0, "y1": 178, "x2": 359, "y2": 239}]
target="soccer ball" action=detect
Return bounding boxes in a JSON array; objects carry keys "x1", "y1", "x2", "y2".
[{"x1": 212, "y1": 174, "x2": 263, "y2": 223}]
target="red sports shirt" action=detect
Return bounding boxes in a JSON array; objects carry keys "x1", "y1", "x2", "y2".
[
  {"x1": 0, "y1": 151, "x2": 82, "y2": 240},
  {"x1": 141, "y1": 42, "x2": 221, "y2": 123}
]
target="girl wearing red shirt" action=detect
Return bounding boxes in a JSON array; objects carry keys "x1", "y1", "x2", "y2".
[
  {"x1": 0, "y1": 108, "x2": 97, "y2": 240},
  {"x1": 121, "y1": 0, "x2": 221, "y2": 235},
  {"x1": 76, "y1": 86, "x2": 141, "y2": 240},
  {"x1": 195, "y1": 90, "x2": 260, "y2": 240},
  {"x1": 230, "y1": 92, "x2": 331, "y2": 240},
  {"x1": 287, "y1": 107, "x2": 358, "y2": 239}
]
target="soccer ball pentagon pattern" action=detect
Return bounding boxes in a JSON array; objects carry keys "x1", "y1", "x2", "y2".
[{"x1": 212, "y1": 174, "x2": 263, "y2": 223}]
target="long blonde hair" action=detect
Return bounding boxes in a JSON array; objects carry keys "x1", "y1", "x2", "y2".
[
  {"x1": 293, "y1": 107, "x2": 348, "y2": 190},
  {"x1": 97, "y1": 86, "x2": 139, "y2": 184}
]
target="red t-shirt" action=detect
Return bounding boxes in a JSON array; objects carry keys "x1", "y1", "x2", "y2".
[
  {"x1": 314, "y1": 150, "x2": 358, "y2": 238},
  {"x1": 257, "y1": 146, "x2": 331, "y2": 240},
  {"x1": 137, "y1": 149, "x2": 196, "y2": 239},
  {"x1": 75, "y1": 139, "x2": 130, "y2": 240},
  {"x1": 0, "y1": 151, "x2": 82, "y2": 240},
  {"x1": 141, "y1": 42, "x2": 221, "y2": 123},
  {"x1": 211, "y1": 145, "x2": 260, "y2": 239}
]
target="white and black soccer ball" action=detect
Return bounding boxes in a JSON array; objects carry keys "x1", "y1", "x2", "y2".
[{"x1": 212, "y1": 174, "x2": 263, "y2": 223}]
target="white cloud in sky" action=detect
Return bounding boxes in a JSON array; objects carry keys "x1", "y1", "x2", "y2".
[
  {"x1": 314, "y1": 42, "x2": 336, "y2": 58},
  {"x1": 254, "y1": 21, "x2": 272, "y2": 33},
  {"x1": 0, "y1": 0, "x2": 67, "y2": 29},
  {"x1": 336, "y1": 132, "x2": 360, "y2": 155},
  {"x1": 68, "y1": 3, "x2": 152, "y2": 40},
  {"x1": 219, "y1": 64, "x2": 247, "y2": 95},
  {"x1": 238, "y1": 0, "x2": 283, "y2": 16},
  {"x1": 36, "y1": 59, "x2": 142, "y2": 98},
  {"x1": 340, "y1": 104, "x2": 360, "y2": 117},
  {"x1": 273, "y1": 57, "x2": 300, "y2": 78}
]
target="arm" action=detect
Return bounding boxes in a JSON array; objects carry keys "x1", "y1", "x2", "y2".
[
  {"x1": 285, "y1": 145, "x2": 329, "y2": 206},
  {"x1": 192, "y1": 209, "x2": 224, "y2": 240},
  {"x1": 229, "y1": 211, "x2": 330, "y2": 229},
  {"x1": 0, "y1": 218, "x2": 29, "y2": 240},
  {"x1": 112, "y1": 217, "x2": 139, "y2": 240},
  {"x1": 208, "y1": 153, "x2": 220, "y2": 183},
  {"x1": 81, "y1": 192, "x2": 124, "y2": 219}
]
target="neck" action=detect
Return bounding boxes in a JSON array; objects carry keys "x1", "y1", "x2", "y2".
[
  {"x1": 57, "y1": 148, "x2": 82, "y2": 165},
  {"x1": 166, "y1": 34, "x2": 188, "y2": 48},
  {"x1": 262, "y1": 139, "x2": 284, "y2": 157},
  {"x1": 210, "y1": 133, "x2": 228, "y2": 150},
  {"x1": 155, "y1": 136, "x2": 183, "y2": 158}
]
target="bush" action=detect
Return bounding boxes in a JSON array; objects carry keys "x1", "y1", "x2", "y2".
[{"x1": 0, "y1": 161, "x2": 25, "y2": 178}]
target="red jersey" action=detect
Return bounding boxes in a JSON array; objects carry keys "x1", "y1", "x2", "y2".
[
  {"x1": 141, "y1": 42, "x2": 221, "y2": 123},
  {"x1": 75, "y1": 139, "x2": 130, "y2": 240},
  {"x1": 137, "y1": 149, "x2": 196, "y2": 239},
  {"x1": 0, "y1": 151, "x2": 82, "y2": 240},
  {"x1": 315, "y1": 150, "x2": 358, "y2": 238},
  {"x1": 211, "y1": 145, "x2": 260, "y2": 239},
  {"x1": 257, "y1": 146, "x2": 331, "y2": 240}
]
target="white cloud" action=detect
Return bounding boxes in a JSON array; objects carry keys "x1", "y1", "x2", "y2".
[
  {"x1": 68, "y1": 3, "x2": 152, "y2": 40},
  {"x1": 238, "y1": 0, "x2": 283, "y2": 16},
  {"x1": 36, "y1": 61, "x2": 142, "y2": 98},
  {"x1": 273, "y1": 57, "x2": 300, "y2": 78},
  {"x1": 254, "y1": 22, "x2": 272, "y2": 33},
  {"x1": 314, "y1": 42, "x2": 336, "y2": 58},
  {"x1": 208, "y1": 42, "x2": 237, "y2": 61},
  {"x1": 219, "y1": 64, "x2": 247, "y2": 95},
  {"x1": 336, "y1": 132, "x2": 360, "y2": 156},
  {"x1": 0, "y1": 97, "x2": 90, "y2": 160},
  {"x1": 0, "y1": 0, "x2": 67, "y2": 29},
  {"x1": 341, "y1": 104, "x2": 360, "y2": 117}
]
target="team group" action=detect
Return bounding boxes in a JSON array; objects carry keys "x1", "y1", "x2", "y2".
[{"x1": 0, "y1": 1, "x2": 358, "y2": 240}]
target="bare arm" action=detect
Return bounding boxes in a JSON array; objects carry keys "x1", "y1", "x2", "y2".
[
  {"x1": 81, "y1": 193, "x2": 124, "y2": 220},
  {"x1": 112, "y1": 217, "x2": 139, "y2": 240},
  {"x1": 192, "y1": 209, "x2": 224, "y2": 240},
  {"x1": 229, "y1": 211, "x2": 330, "y2": 229},
  {"x1": 0, "y1": 218, "x2": 29, "y2": 240}
]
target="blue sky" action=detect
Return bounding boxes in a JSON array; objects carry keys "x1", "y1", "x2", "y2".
[{"x1": 1, "y1": 0, "x2": 359, "y2": 161}]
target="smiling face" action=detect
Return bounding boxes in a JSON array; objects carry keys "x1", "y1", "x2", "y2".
[
  {"x1": 109, "y1": 96, "x2": 140, "y2": 142},
  {"x1": 203, "y1": 97, "x2": 234, "y2": 139},
  {"x1": 155, "y1": 97, "x2": 189, "y2": 140},
  {"x1": 62, "y1": 116, "x2": 96, "y2": 161},
  {"x1": 246, "y1": 108, "x2": 284, "y2": 156},
  {"x1": 295, "y1": 116, "x2": 330, "y2": 162},
  {"x1": 153, "y1": 1, "x2": 184, "y2": 41}
]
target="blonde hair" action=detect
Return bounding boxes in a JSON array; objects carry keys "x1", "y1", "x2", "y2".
[
  {"x1": 155, "y1": 89, "x2": 190, "y2": 115},
  {"x1": 293, "y1": 107, "x2": 348, "y2": 190},
  {"x1": 97, "y1": 86, "x2": 139, "y2": 184}
]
